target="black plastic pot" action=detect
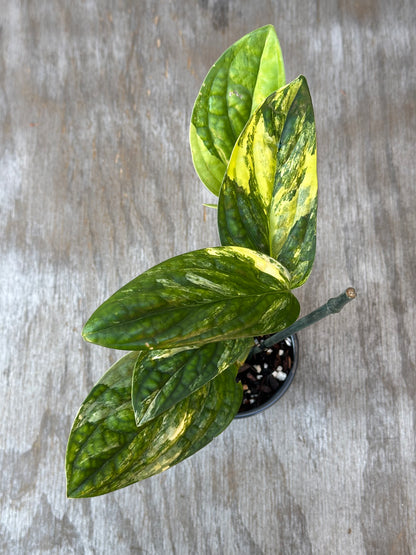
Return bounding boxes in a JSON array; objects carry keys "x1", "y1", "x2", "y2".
[{"x1": 235, "y1": 334, "x2": 298, "y2": 418}]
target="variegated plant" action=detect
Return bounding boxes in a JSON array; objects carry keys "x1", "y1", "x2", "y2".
[{"x1": 66, "y1": 26, "x2": 320, "y2": 498}]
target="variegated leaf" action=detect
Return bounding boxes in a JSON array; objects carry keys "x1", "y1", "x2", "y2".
[
  {"x1": 82, "y1": 246, "x2": 300, "y2": 351},
  {"x1": 132, "y1": 338, "x2": 252, "y2": 426},
  {"x1": 190, "y1": 25, "x2": 285, "y2": 196},
  {"x1": 218, "y1": 75, "x2": 317, "y2": 288},
  {"x1": 66, "y1": 352, "x2": 242, "y2": 497}
]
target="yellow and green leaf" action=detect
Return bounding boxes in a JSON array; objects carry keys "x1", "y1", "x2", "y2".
[
  {"x1": 82, "y1": 246, "x2": 300, "y2": 351},
  {"x1": 190, "y1": 25, "x2": 285, "y2": 196},
  {"x1": 218, "y1": 75, "x2": 318, "y2": 288},
  {"x1": 132, "y1": 338, "x2": 252, "y2": 427},
  {"x1": 66, "y1": 352, "x2": 242, "y2": 497}
]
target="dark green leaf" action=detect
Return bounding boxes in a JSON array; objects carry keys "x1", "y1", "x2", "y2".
[
  {"x1": 190, "y1": 25, "x2": 285, "y2": 195},
  {"x1": 66, "y1": 352, "x2": 242, "y2": 497},
  {"x1": 132, "y1": 338, "x2": 252, "y2": 426},
  {"x1": 82, "y1": 246, "x2": 300, "y2": 350},
  {"x1": 218, "y1": 76, "x2": 318, "y2": 288}
]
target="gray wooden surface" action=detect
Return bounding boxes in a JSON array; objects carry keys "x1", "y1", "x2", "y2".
[{"x1": 1, "y1": 1, "x2": 415, "y2": 553}]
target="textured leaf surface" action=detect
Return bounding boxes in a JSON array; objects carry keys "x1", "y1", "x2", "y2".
[
  {"x1": 82, "y1": 246, "x2": 300, "y2": 350},
  {"x1": 218, "y1": 76, "x2": 317, "y2": 288},
  {"x1": 66, "y1": 352, "x2": 242, "y2": 497},
  {"x1": 190, "y1": 25, "x2": 285, "y2": 196},
  {"x1": 132, "y1": 338, "x2": 252, "y2": 426}
]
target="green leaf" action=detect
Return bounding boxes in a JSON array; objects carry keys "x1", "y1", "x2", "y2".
[
  {"x1": 190, "y1": 25, "x2": 285, "y2": 196},
  {"x1": 66, "y1": 352, "x2": 243, "y2": 497},
  {"x1": 218, "y1": 75, "x2": 318, "y2": 288},
  {"x1": 132, "y1": 338, "x2": 252, "y2": 426},
  {"x1": 82, "y1": 246, "x2": 300, "y2": 351}
]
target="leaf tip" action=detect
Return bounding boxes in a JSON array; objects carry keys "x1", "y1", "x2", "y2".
[
  {"x1": 66, "y1": 486, "x2": 79, "y2": 499},
  {"x1": 66, "y1": 483, "x2": 89, "y2": 499},
  {"x1": 296, "y1": 74, "x2": 310, "y2": 92},
  {"x1": 82, "y1": 318, "x2": 99, "y2": 344},
  {"x1": 81, "y1": 330, "x2": 94, "y2": 345},
  {"x1": 262, "y1": 23, "x2": 275, "y2": 33}
]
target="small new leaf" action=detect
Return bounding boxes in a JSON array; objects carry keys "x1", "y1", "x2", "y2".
[
  {"x1": 132, "y1": 338, "x2": 252, "y2": 426},
  {"x1": 190, "y1": 25, "x2": 285, "y2": 196},
  {"x1": 218, "y1": 75, "x2": 318, "y2": 288},
  {"x1": 66, "y1": 352, "x2": 242, "y2": 497},
  {"x1": 82, "y1": 246, "x2": 300, "y2": 351}
]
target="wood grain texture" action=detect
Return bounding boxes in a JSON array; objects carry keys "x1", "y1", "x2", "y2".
[{"x1": 1, "y1": 1, "x2": 415, "y2": 553}]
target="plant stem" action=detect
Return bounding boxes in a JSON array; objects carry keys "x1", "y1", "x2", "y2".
[{"x1": 249, "y1": 287, "x2": 356, "y2": 358}]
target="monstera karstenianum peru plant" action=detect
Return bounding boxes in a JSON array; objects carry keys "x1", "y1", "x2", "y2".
[{"x1": 66, "y1": 25, "x2": 347, "y2": 498}]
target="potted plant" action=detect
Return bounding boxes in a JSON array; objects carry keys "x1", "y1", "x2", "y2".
[{"x1": 66, "y1": 25, "x2": 355, "y2": 498}]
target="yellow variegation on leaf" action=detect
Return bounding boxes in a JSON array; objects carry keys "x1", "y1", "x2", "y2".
[
  {"x1": 82, "y1": 246, "x2": 300, "y2": 351},
  {"x1": 66, "y1": 352, "x2": 243, "y2": 497},
  {"x1": 190, "y1": 25, "x2": 285, "y2": 196},
  {"x1": 218, "y1": 75, "x2": 318, "y2": 289}
]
